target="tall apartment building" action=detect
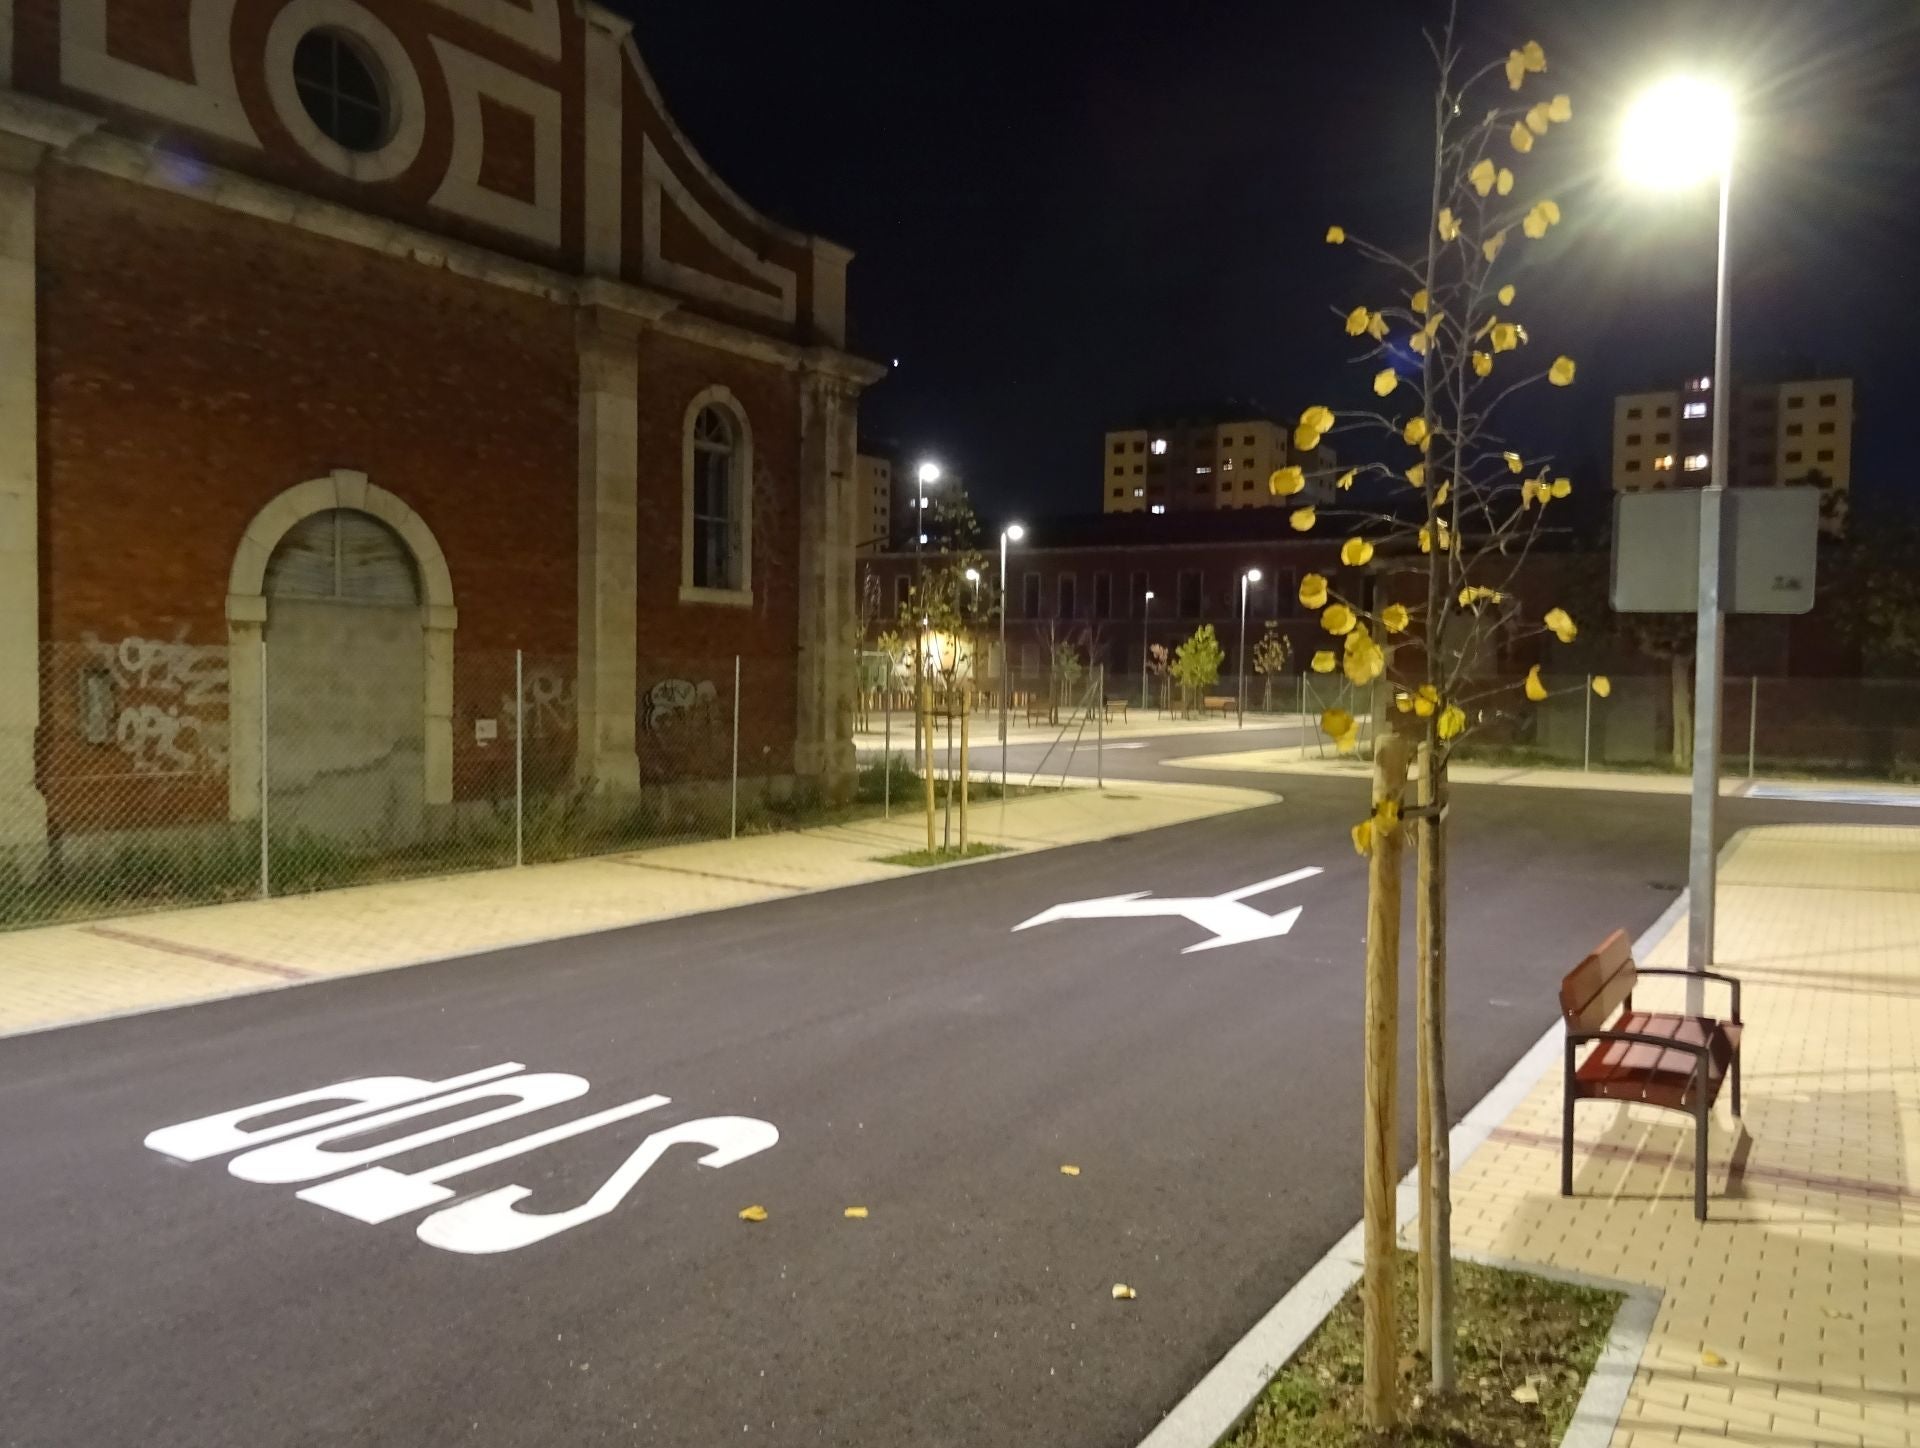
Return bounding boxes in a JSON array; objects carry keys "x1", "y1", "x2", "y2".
[
  {"x1": 856, "y1": 454, "x2": 895, "y2": 552},
  {"x1": 1612, "y1": 375, "x2": 1854, "y2": 534},
  {"x1": 1102, "y1": 410, "x2": 1333, "y2": 515}
]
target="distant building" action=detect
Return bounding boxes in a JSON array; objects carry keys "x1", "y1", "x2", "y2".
[
  {"x1": 857, "y1": 454, "x2": 895, "y2": 552},
  {"x1": 1612, "y1": 375, "x2": 1854, "y2": 534},
  {"x1": 1102, "y1": 408, "x2": 1334, "y2": 516}
]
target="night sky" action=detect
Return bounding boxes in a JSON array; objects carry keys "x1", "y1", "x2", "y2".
[{"x1": 620, "y1": 1, "x2": 1920, "y2": 531}]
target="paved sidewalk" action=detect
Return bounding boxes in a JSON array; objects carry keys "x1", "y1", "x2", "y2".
[
  {"x1": 1449, "y1": 823, "x2": 1920, "y2": 1446},
  {"x1": 0, "y1": 775, "x2": 1268, "y2": 1038}
]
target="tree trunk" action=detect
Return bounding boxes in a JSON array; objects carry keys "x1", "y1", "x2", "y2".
[
  {"x1": 1670, "y1": 653, "x2": 1694, "y2": 771},
  {"x1": 1362, "y1": 733, "x2": 1411, "y2": 1431},
  {"x1": 1418, "y1": 743, "x2": 1454, "y2": 1391}
]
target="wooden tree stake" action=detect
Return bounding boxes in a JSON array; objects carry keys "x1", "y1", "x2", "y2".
[{"x1": 1363, "y1": 731, "x2": 1411, "y2": 1431}]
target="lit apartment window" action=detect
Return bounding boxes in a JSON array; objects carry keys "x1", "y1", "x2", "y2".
[
  {"x1": 1683, "y1": 401, "x2": 1707, "y2": 419},
  {"x1": 1689, "y1": 375, "x2": 1711, "y2": 391},
  {"x1": 1683, "y1": 453, "x2": 1709, "y2": 472},
  {"x1": 1132, "y1": 487, "x2": 1145, "y2": 498},
  {"x1": 1150, "y1": 504, "x2": 1167, "y2": 515},
  {"x1": 1150, "y1": 438, "x2": 1168, "y2": 455},
  {"x1": 1653, "y1": 455, "x2": 1675, "y2": 472},
  {"x1": 1222, "y1": 459, "x2": 1234, "y2": 472},
  {"x1": 1195, "y1": 466, "x2": 1212, "y2": 475}
]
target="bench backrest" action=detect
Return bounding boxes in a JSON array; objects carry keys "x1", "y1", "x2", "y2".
[{"x1": 1559, "y1": 929, "x2": 1638, "y2": 1033}]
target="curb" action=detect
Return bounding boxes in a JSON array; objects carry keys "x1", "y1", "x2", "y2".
[{"x1": 1135, "y1": 886, "x2": 1692, "y2": 1448}]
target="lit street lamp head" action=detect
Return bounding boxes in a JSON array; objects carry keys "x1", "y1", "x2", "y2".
[
  {"x1": 964, "y1": 567, "x2": 981, "y2": 583},
  {"x1": 1619, "y1": 77, "x2": 1735, "y2": 189},
  {"x1": 1246, "y1": 568, "x2": 1263, "y2": 584},
  {"x1": 916, "y1": 461, "x2": 943, "y2": 486},
  {"x1": 1003, "y1": 523, "x2": 1025, "y2": 543}
]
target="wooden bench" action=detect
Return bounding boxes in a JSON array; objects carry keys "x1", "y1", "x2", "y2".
[
  {"x1": 1560, "y1": 930, "x2": 1742, "y2": 1220},
  {"x1": 1023, "y1": 697, "x2": 1054, "y2": 726},
  {"x1": 1103, "y1": 697, "x2": 1130, "y2": 724},
  {"x1": 1202, "y1": 695, "x2": 1234, "y2": 714}
]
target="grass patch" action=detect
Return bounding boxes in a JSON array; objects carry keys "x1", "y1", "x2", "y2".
[
  {"x1": 1226, "y1": 1253, "x2": 1622, "y2": 1448},
  {"x1": 874, "y1": 843, "x2": 1011, "y2": 869}
]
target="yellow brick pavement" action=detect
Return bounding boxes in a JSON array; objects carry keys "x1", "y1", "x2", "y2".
[{"x1": 1451, "y1": 824, "x2": 1920, "y2": 1446}]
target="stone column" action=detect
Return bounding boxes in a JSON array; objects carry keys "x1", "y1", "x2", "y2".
[
  {"x1": 574, "y1": 304, "x2": 642, "y2": 792},
  {"x1": 794, "y1": 367, "x2": 860, "y2": 797},
  {"x1": 0, "y1": 136, "x2": 49, "y2": 869}
]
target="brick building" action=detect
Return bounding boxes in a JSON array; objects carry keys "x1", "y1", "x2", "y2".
[{"x1": 0, "y1": 0, "x2": 883, "y2": 868}]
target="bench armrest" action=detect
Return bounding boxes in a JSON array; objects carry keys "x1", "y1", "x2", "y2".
[{"x1": 1628, "y1": 967, "x2": 1742, "y2": 1023}]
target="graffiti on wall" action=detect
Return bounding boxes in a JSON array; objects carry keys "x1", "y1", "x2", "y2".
[
  {"x1": 81, "y1": 633, "x2": 231, "y2": 775},
  {"x1": 645, "y1": 679, "x2": 719, "y2": 735},
  {"x1": 500, "y1": 669, "x2": 577, "y2": 742}
]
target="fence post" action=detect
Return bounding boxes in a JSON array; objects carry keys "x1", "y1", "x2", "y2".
[
  {"x1": 959, "y1": 686, "x2": 970, "y2": 851},
  {"x1": 1583, "y1": 674, "x2": 1593, "y2": 773},
  {"x1": 883, "y1": 684, "x2": 892, "y2": 821},
  {"x1": 730, "y1": 655, "x2": 741, "y2": 840},
  {"x1": 1748, "y1": 676, "x2": 1758, "y2": 780},
  {"x1": 1096, "y1": 665, "x2": 1105, "y2": 790},
  {"x1": 922, "y1": 679, "x2": 936, "y2": 852},
  {"x1": 258, "y1": 636, "x2": 270, "y2": 900},
  {"x1": 514, "y1": 650, "x2": 525, "y2": 867}
]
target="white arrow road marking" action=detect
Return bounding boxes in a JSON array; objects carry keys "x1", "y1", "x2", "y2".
[{"x1": 1012, "y1": 868, "x2": 1322, "y2": 954}]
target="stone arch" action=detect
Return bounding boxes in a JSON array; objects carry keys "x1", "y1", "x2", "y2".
[{"x1": 225, "y1": 470, "x2": 457, "y2": 820}]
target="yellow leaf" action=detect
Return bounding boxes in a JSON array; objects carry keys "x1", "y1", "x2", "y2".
[
  {"x1": 1471, "y1": 350, "x2": 1492, "y2": 378},
  {"x1": 1333, "y1": 722, "x2": 1360, "y2": 754},
  {"x1": 1059, "y1": 1164, "x2": 1081, "y2": 1176},
  {"x1": 1469, "y1": 158, "x2": 1496, "y2": 196},
  {"x1": 1548, "y1": 93, "x2": 1572, "y2": 123},
  {"x1": 1341, "y1": 537, "x2": 1375, "y2": 567},
  {"x1": 1504, "y1": 50, "x2": 1526, "y2": 91},
  {"x1": 1526, "y1": 102, "x2": 1551, "y2": 135},
  {"x1": 1376, "y1": 799, "x2": 1400, "y2": 829},
  {"x1": 1511, "y1": 121, "x2": 1534, "y2": 154},
  {"x1": 1491, "y1": 322, "x2": 1520, "y2": 353},
  {"x1": 1310, "y1": 650, "x2": 1336, "y2": 674},
  {"x1": 1403, "y1": 416, "x2": 1429, "y2": 447},
  {"x1": 1112, "y1": 1284, "x2": 1137, "y2": 1301},
  {"x1": 1549, "y1": 356, "x2": 1577, "y2": 386},
  {"x1": 1351, "y1": 818, "x2": 1374, "y2": 855},
  {"x1": 1436, "y1": 519, "x2": 1452, "y2": 552},
  {"x1": 1326, "y1": 225, "x2": 1346, "y2": 244},
  {"x1": 1505, "y1": 451, "x2": 1524, "y2": 474},
  {"x1": 1336, "y1": 468, "x2": 1357, "y2": 491},
  {"x1": 1321, "y1": 604, "x2": 1357, "y2": 636},
  {"x1": 844, "y1": 1205, "x2": 870, "y2": 1219},
  {"x1": 1545, "y1": 607, "x2": 1578, "y2": 643},
  {"x1": 1483, "y1": 229, "x2": 1507, "y2": 263},
  {"x1": 1415, "y1": 683, "x2": 1440, "y2": 717},
  {"x1": 1498, "y1": 283, "x2": 1516, "y2": 305},
  {"x1": 1522, "y1": 40, "x2": 1546, "y2": 73},
  {"x1": 1301, "y1": 404, "x2": 1336, "y2": 433},
  {"x1": 1294, "y1": 422, "x2": 1324, "y2": 451},
  {"x1": 1438, "y1": 208, "x2": 1460, "y2": 241},
  {"x1": 1344, "y1": 304, "x2": 1371, "y2": 337},
  {"x1": 1497, "y1": 166, "x2": 1515, "y2": 196},
  {"x1": 1408, "y1": 330, "x2": 1429, "y2": 357},
  {"x1": 1418, "y1": 527, "x2": 1433, "y2": 554},
  {"x1": 1406, "y1": 463, "x2": 1426, "y2": 489},
  {"x1": 1433, "y1": 478, "x2": 1451, "y2": 506},
  {"x1": 1511, "y1": 1382, "x2": 1540, "y2": 1406},
  {"x1": 1438, "y1": 704, "x2": 1467, "y2": 740},
  {"x1": 1373, "y1": 369, "x2": 1399, "y2": 398},
  {"x1": 1459, "y1": 585, "x2": 1505, "y2": 607},
  {"x1": 1290, "y1": 506, "x2": 1317, "y2": 532},
  {"x1": 1551, "y1": 476, "x2": 1572, "y2": 498},
  {"x1": 1592, "y1": 675, "x2": 1612, "y2": 698},
  {"x1": 1343, "y1": 630, "x2": 1385, "y2": 686},
  {"x1": 1270, "y1": 465, "x2": 1306, "y2": 497},
  {"x1": 1395, "y1": 690, "x2": 1413, "y2": 713},
  {"x1": 1539, "y1": 199, "x2": 1562, "y2": 224},
  {"x1": 1524, "y1": 665, "x2": 1548, "y2": 702},
  {"x1": 1381, "y1": 603, "x2": 1410, "y2": 633},
  {"x1": 1523, "y1": 205, "x2": 1549, "y2": 239},
  {"x1": 1320, "y1": 708, "x2": 1355, "y2": 743},
  {"x1": 1411, "y1": 288, "x2": 1429, "y2": 315},
  {"x1": 739, "y1": 1205, "x2": 769, "y2": 1223},
  {"x1": 1299, "y1": 573, "x2": 1329, "y2": 609},
  {"x1": 1365, "y1": 311, "x2": 1388, "y2": 340},
  {"x1": 1701, "y1": 1350, "x2": 1726, "y2": 1368}
]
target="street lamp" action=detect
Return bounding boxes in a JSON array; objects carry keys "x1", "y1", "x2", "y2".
[
  {"x1": 913, "y1": 460, "x2": 942, "y2": 769},
  {"x1": 1620, "y1": 77, "x2": 1735, "y2": 1001},
  {"x1": 1140, "y1": 589, "x2": 1155, "y2": 710},
  {"x1": 1237, "y1": 568, "x2": 1263, "y2": 728},
  {"x1": 999, "y1": 523, "x2": 1025, "y2": 790}
]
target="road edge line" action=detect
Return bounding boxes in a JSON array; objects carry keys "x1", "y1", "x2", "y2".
[{"x1": 1134, "y1": 886, "x2": 1692, "y2": 1448}]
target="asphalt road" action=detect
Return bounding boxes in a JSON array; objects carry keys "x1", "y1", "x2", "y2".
[{"x1": 0, "y1": 740, "x2": 1897, "y2": 1448}]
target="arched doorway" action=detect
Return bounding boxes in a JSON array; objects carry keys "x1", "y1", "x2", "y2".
[{"x1": 263, "y1": 508, "x2": 426, "y2": 841}]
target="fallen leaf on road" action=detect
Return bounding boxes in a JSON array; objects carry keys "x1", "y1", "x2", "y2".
[
  {"x1": 738, "y1": 1205, "x2": 768, "y2": 1223},
  {"x1": 1111, "y1": 1284, "x2": 1137, "y2": 1301},
  {"x1": 1701, "y1": 1350, "x2": 1726, "y2": 1367},
  {"x1": 1060, "y1": 1165, "x2": 1081, "y2": 1176},
  {"x1": 843, "y1": 1206, "x2": 869, "y2": 1219},
  {"x1": 1510, "y1": 1382, "x2": 1540, "y2": 1405}
]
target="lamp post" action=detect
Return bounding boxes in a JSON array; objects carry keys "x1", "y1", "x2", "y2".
[
  {"x1": 1620, "y1": 77, "x2": 1736, "y2": 1006},
  {"x1": 913, "y1": 460, "x2": 941, "y2": 770},
  {"x1": 999, "y1": 523, "x2": 1025, "y2": 791},
  {"x1": 1238, "y1": 568, "x2": 1263, "y2": 727},
  {"x1": 1141, "y1": 589, "x2": 1155, "y2": 709}
]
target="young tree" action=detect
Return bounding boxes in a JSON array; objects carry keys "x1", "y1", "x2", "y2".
[
  {"x1": 1147, "y1": 642, "x2": 1171, "y2": 713},
  {"x1": 1291, "y1": 13, "x2": 1609, "y2": 1424},
  {"x1": 1170, "y1": 624, "x2": 1225, "y2": 717},
  {"x1": 1252, "y1": 622, "x2": 1292, "y2": 713}
]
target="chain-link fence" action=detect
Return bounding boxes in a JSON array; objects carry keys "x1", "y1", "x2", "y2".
[{"x1": 2, "y1": 642, "x2": 812, "y2": 932}]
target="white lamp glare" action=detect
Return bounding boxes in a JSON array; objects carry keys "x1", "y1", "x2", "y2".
[
  {"x1": 916, "y1": 461, "x2": 942, "y2": 486},
  {"x1": 1246, "y1": 568, "x2": 1263, "y2": 584},
  {"x1": 1005, "y1": 523, "x2": 1026, "y2": 542},
  {"x1": 1619, "y1": 77, "x2": 1735, "y2": 190}
]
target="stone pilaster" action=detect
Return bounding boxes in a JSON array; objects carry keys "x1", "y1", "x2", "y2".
[
  {"x1": 574, "y1": 304, "x2": 642, "y2": 792},
  {"x1": 794, "y1": 367, "x2": 861, "y2": 797}
]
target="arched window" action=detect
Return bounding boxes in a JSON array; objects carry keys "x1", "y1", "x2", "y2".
[
  {"x1": 264, "y1": 509, "x2": 421, "y2": 605},
  {"x1": 681, "y1": 390, "x2": 754, "y2": 603}
]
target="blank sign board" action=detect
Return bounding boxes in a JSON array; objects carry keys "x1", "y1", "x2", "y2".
[{"x1": 1611, "y1": 487, "x2": 1819, "y2": 615}]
